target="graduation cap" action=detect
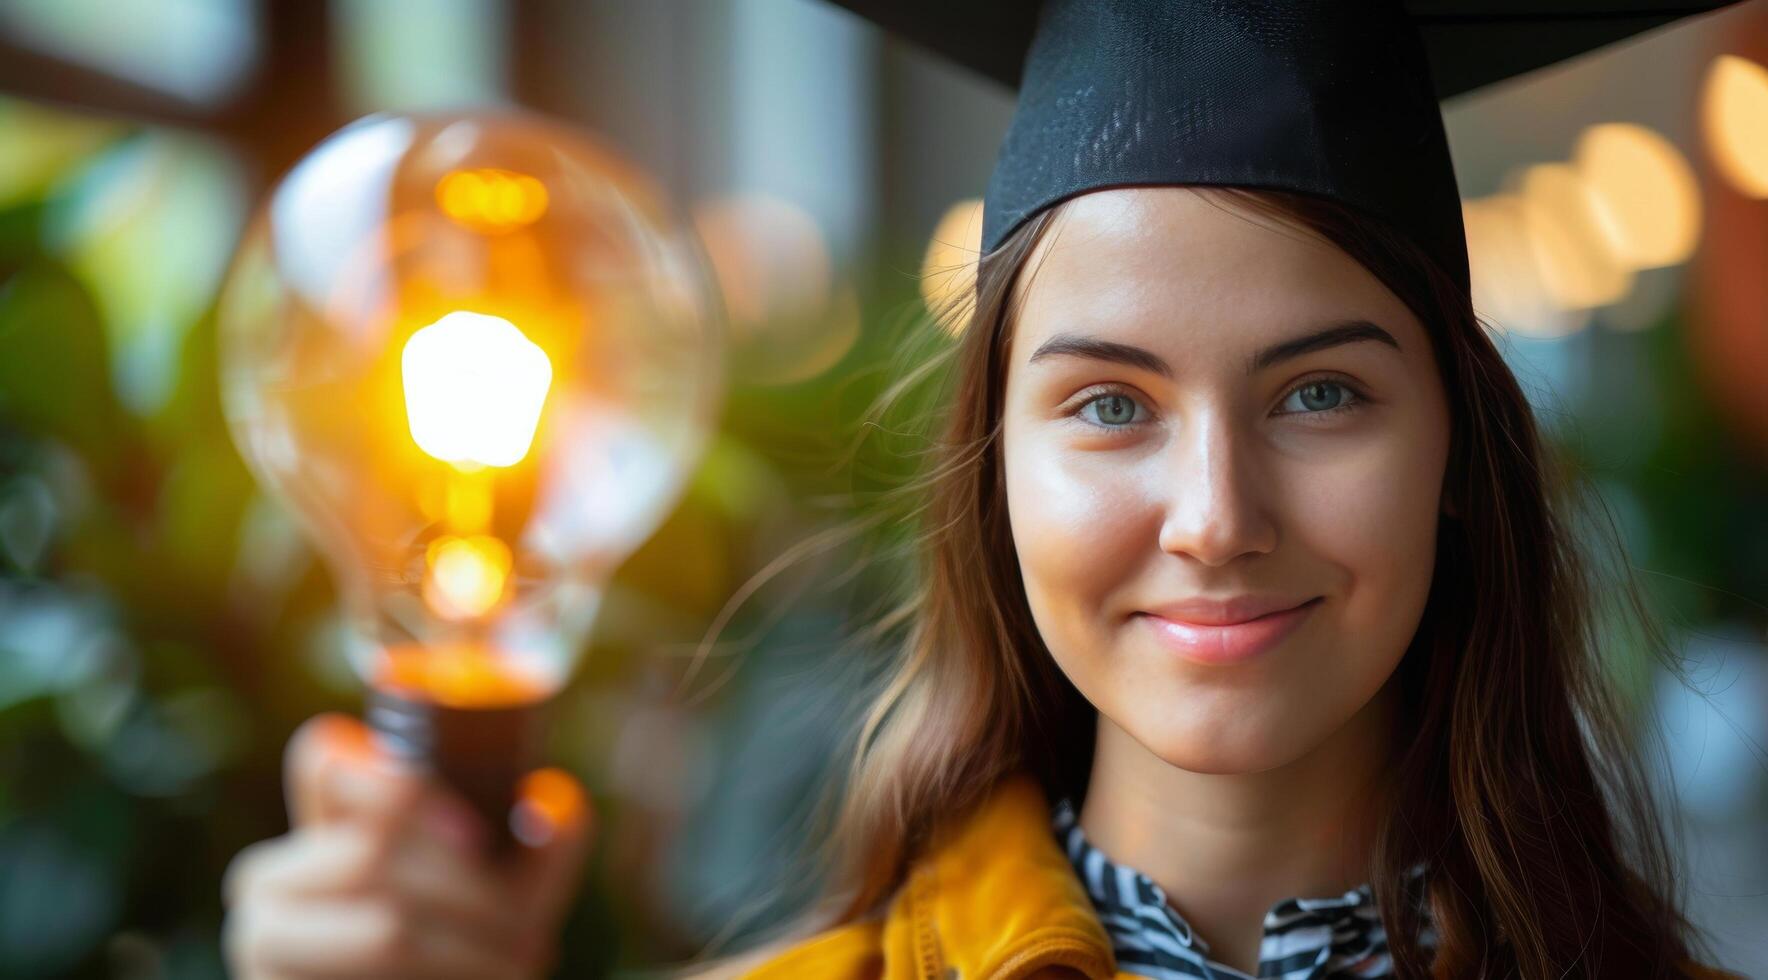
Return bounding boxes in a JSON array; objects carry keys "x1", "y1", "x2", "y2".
[{"x1": 824, "y1": 0, "x2": 1747, "y2": 295}]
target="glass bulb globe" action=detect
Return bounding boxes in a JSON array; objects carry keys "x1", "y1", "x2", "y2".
[{"x1": 218, "y1": 110, "x2": 724, "y2": 719}]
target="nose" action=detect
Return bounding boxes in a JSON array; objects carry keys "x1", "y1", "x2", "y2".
[{"x1": 1156, "y1": 409, "x2": 1278, "y2": 567}]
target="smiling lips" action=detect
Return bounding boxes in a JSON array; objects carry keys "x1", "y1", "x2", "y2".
[{"x1": 1137, "y1": 595, "x2": 1323, "y2": 666}]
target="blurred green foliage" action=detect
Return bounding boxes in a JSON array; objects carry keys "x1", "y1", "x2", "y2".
[{"x1": 0, "y1": 97, "x2": 959, "y2": 979}]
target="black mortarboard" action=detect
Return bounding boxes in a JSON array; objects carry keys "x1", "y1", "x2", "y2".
[{"x1": 825, "y1": 0, "x2": 1746, "y2": 295}]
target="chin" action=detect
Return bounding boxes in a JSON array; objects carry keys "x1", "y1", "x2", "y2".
[{"x1": 1123, "y1": 706, "x2": 1314, "y2": 775}]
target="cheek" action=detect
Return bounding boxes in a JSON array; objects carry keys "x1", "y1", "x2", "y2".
[
  {"x1": 1002, "y1": 427, "x2": 1154, "y2": 653},
  {"x1": 1286, "y1": 418, "x2": 1447, "y2": 652}
]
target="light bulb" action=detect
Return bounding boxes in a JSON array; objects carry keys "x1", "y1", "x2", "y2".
[{"x1": 217, "y1": 110, "x2": 724, "y2": 833}]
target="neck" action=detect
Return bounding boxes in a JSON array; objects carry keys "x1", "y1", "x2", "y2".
[{"x1": 1076, "y1": 673, "x2": 1400, "y2": 975}]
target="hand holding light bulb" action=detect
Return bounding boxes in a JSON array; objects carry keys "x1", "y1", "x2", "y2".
[
  {"x1": 223, "y1": 714, "x2": 591, "y2": 979},
  {"x1": 217, "y1": 108, "x2": 724, "y2": 975}
]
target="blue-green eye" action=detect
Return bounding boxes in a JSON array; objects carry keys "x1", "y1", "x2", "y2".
[
  {"x1": 1078, "y1": 391, "x2": 1146, "y2": 428},
  {"x1": 1279, "y1": 379, "x2": 1362, "y2": 416}
]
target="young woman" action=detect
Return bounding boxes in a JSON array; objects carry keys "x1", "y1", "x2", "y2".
[{"x1": 220, "y1": 1, "x2": 1747, "y2": 977}]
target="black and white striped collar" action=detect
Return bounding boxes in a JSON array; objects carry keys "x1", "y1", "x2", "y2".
[{"x1": 1052, "y1": 797, "x2": 1434, "y2": 980}]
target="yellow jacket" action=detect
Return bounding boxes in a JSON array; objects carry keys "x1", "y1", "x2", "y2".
[
  {"x1": 738, "y1": 772, "x2": 1743, "y2": 980},
  {"x1": 742, "y1": 773, "x2": 1109, "y2": 980}
]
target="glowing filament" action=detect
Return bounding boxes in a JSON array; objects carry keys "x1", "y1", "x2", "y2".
[
  {"x1": 423, "y1": 534, "x2": 513, "y2": 620},
  {"x1": 402, "y1": 311, "x2": 552, "y2": 468},
  {"x1": 445, "y1": 473, "x2": 493, "y2": 533}
]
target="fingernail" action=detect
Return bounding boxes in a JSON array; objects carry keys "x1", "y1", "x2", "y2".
[
  {"x1": 509, "y1": 797, "x2": 555, "y2": 848},
  {"x1": 510, "y1": 768, "x2": 585, "y2": 848}
]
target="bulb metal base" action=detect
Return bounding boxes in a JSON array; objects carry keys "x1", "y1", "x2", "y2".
[{"x1": 365, "y1": 688, "x2": 547, "y2": 852}]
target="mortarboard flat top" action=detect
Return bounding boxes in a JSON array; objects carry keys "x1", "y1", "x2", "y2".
[
  {"x1": 824, "y1": 0, "x2": 1745, "y2": 100},
  {"x1": 823, "y1": 0, "x2": 1747, "y2": 292}
]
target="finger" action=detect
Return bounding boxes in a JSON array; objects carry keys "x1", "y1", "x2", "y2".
[
  {"x1": 385, "y1": 819, "x2": 531, "y2": 945},
  {"x1": 224, "y1": 811, "x2": 526, "y2": 919},
  {"x1": 227, "y1": 896, "x2": 533, "y2": 980},
  {"x1": 224, "y1": 824, "x2": 531, "y2": 963},
  {"x1": 223, "y1": 827, "x2": 385, "y2": 908},
  {"x1": 285, "y1": 714, "x2": 423, "y2": 828},
  {"x1": 506, "y1": 768, "x2": 594, "y2": 930},
  {"x1": 285, "y1": 714, "x2": 363, "y2": 826}
]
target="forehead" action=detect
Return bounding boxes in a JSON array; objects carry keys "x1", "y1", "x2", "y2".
[{"x1": 1009, "y1": 187, "x2": 1420, "y2": 356}]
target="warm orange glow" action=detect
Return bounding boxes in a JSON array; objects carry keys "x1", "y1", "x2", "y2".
[
  {"x1": 1702, "y1": 54, "x2": 1768, "y2": 199},
  {"x1": 375, "y1": 643, "x2": 548, "y2": 709},
  {"x1": 219, "y1": 110, "x2": 724, "y2": 718},
  {"x1": 436, "y1": 167, "x2": 550, "y2": 232},
  {"x1": 1574, "y1": 123, "x2": 1701, "y2": 269},
  {"x1": 423, "y1": 534, "x2": 512, "y2": 620},
  {"x1": 445, "y1": 473, "x2": 494, "y2": 533},
  {"x1": 920, "y1": 198, "x2": 984, "y2": 336}
]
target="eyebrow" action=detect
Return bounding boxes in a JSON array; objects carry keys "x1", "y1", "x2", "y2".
[{"x1": 1026, "y1": 319, "x2": 1402, "y2": 377}]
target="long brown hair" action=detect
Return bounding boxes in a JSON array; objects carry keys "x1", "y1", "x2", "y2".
[{"x1": 696, "y1": 186, "x2": 1718, "y2": 978}]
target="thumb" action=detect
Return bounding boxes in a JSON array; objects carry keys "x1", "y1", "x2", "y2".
[
  {"x1": 284, "y1": 712, "x2": 422, "y2": 829},
  {"x1": 506, "y1": 768, "x2": 594, "y2": 928}
]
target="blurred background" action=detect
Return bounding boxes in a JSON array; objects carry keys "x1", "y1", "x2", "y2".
[{"x1": 0, "y1": 0, "x2": 1765, "y2": 977}]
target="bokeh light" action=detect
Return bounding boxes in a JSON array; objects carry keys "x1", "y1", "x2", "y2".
[
  {"x1": 1574, "y1": 123, "x2": 1701, "y2": 269},
  {"x1": 1702, "y1": 54, "x2": 1768, "y2": 199},
  {"x1": 693, "y1": 193, "x2": 832, "y2": 340},
  {"x1": 692, "y1": 193, "x2": 860, "y2": 384},
  {"x1": 1464, "y1": 194, "x2": 1590, "y2": 338},
  {"x1": 1517, "y1": 162, "x2": 1634, "y2": 311},
  {"x1": 919, "y1": 198, "x2": 983, "y2": 336}
]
